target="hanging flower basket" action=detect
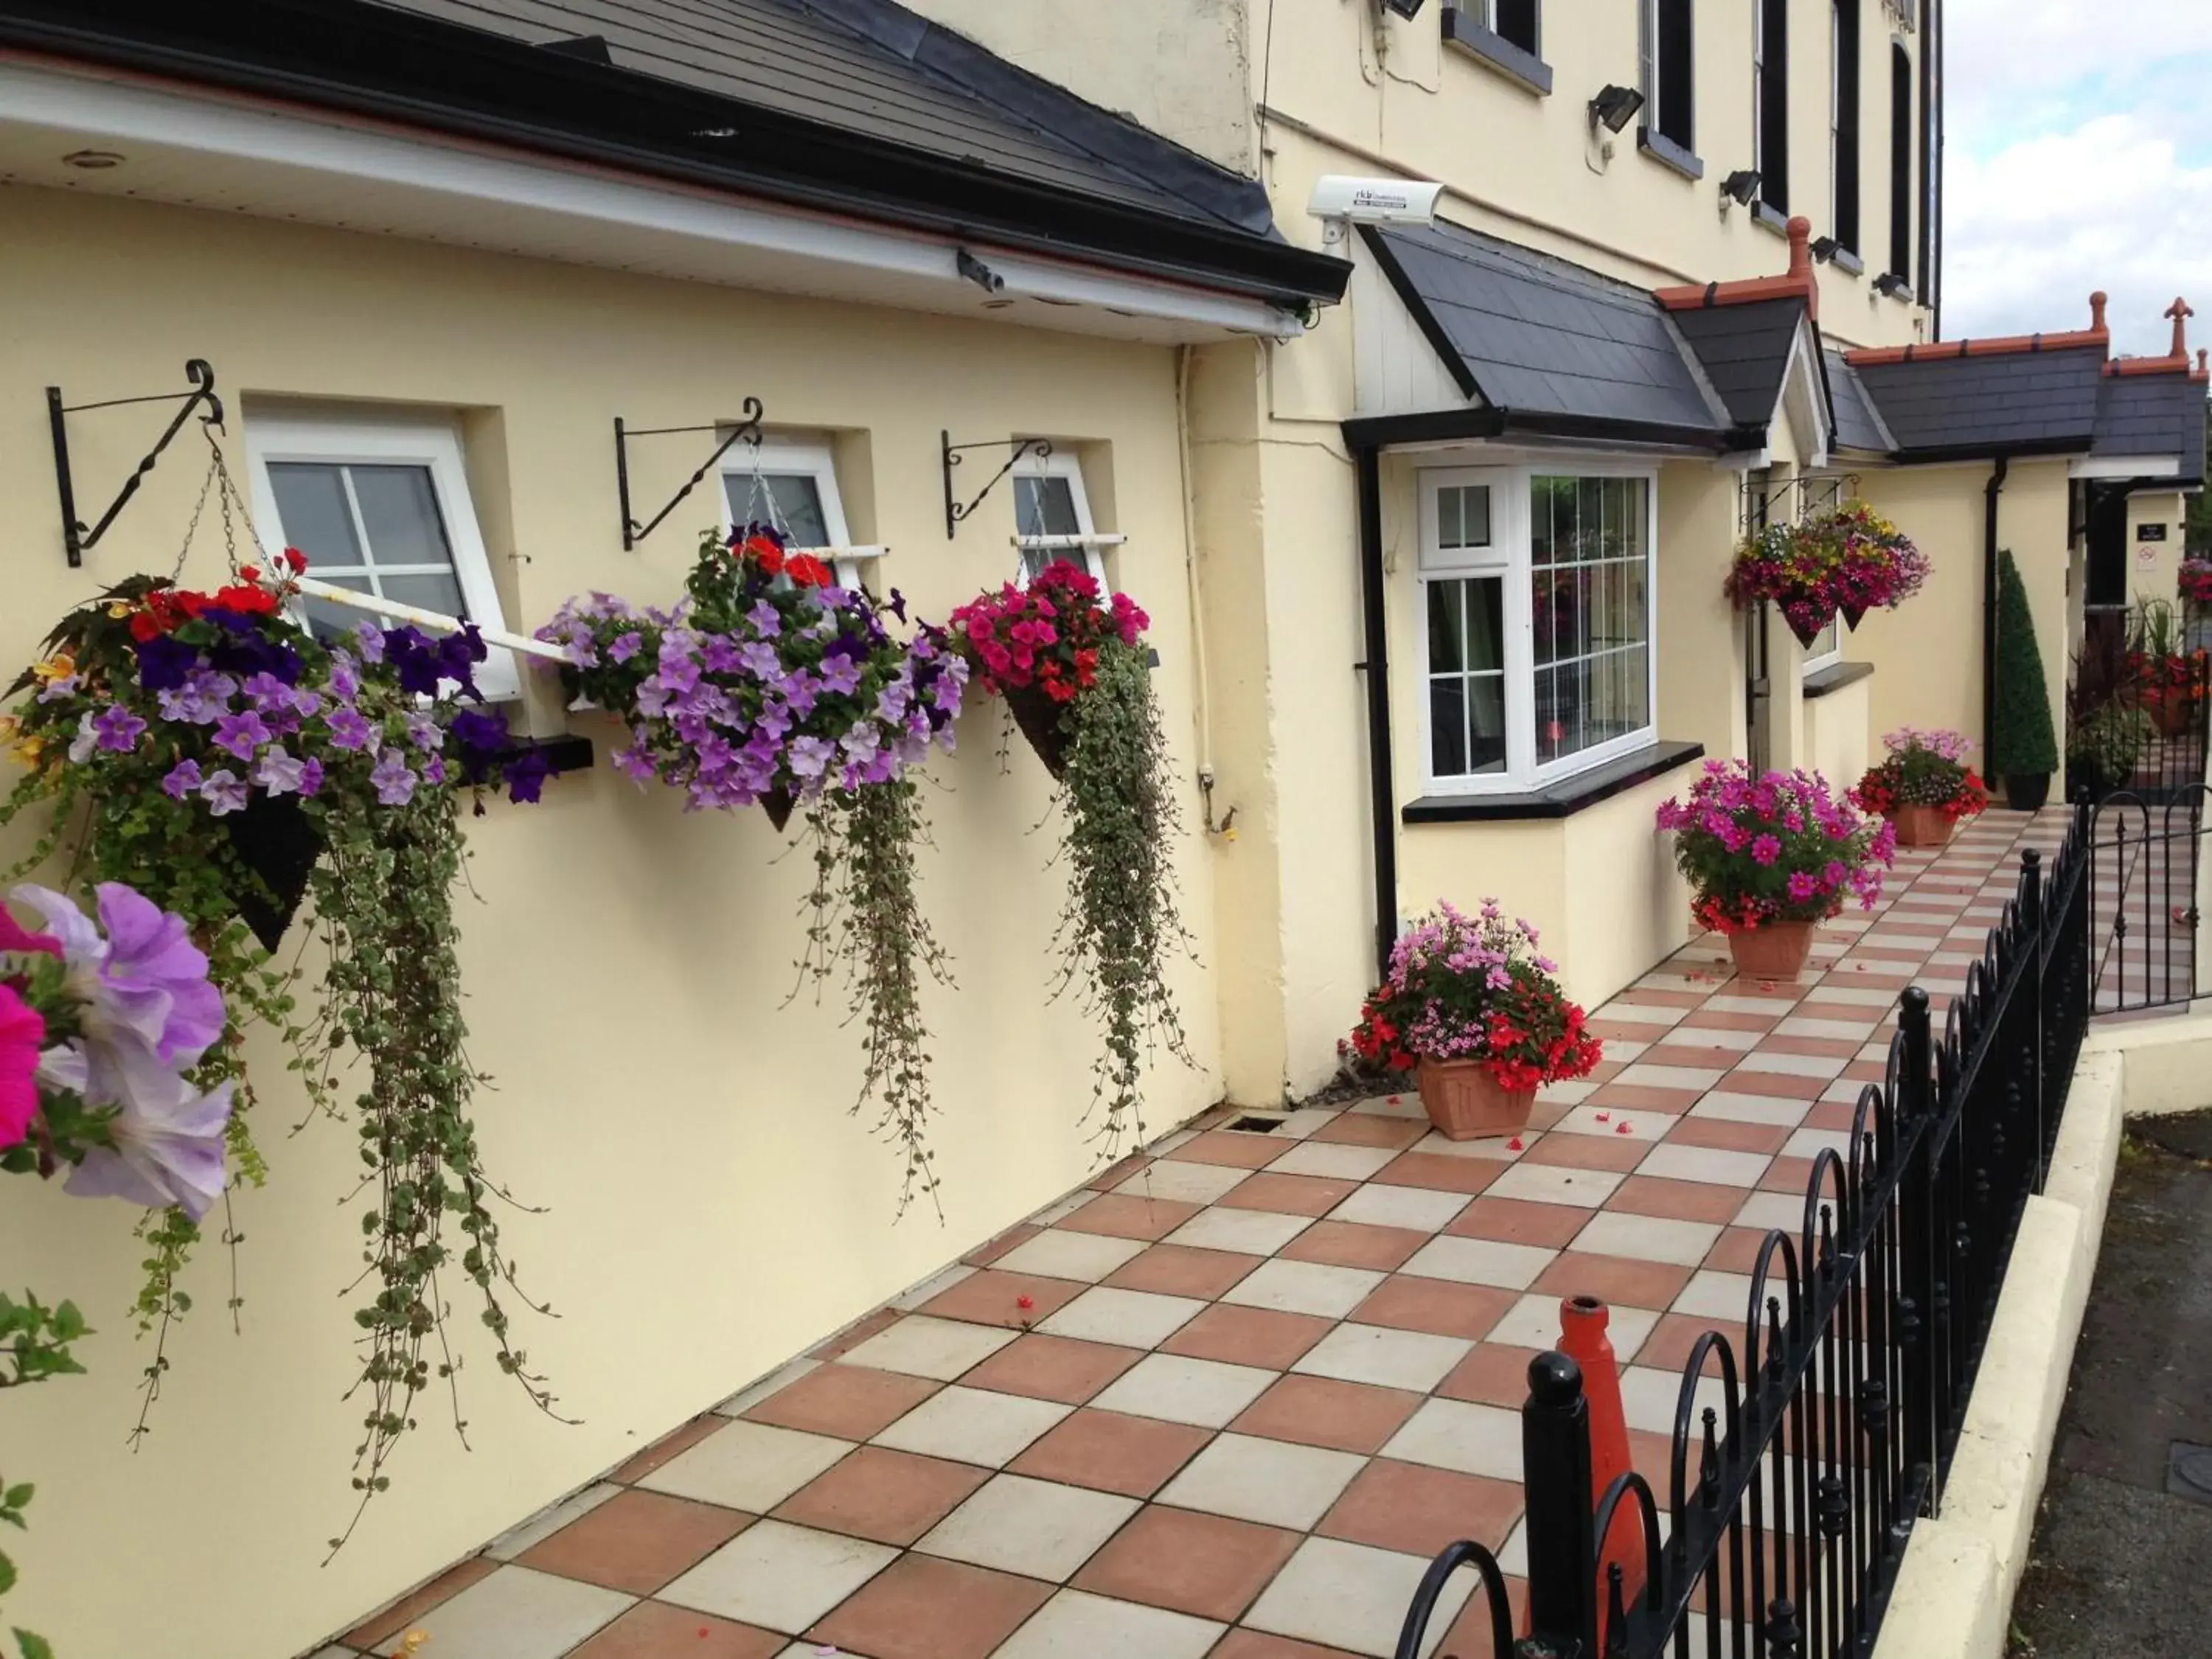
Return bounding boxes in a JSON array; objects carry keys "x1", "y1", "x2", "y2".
[
  {"x1": 1725, "y1": 503, "x2": 1928, "y2": 648},
  {"x1": 219, "y1": 788, "x2": 322, "y2": 952},
  {"x1": 949, "y1": 559, "x2": 1192, "y2": 1148},
  {"x1": 540, "y1": 524, "x2": 967, "y2": 1213}
]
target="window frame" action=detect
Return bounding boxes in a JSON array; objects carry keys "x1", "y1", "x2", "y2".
[
  {"x1": 1801, "y1": 614, "x2": 1843, "y2": 675},
  {"x1": 1888, "y1": 41, "x2": 1913, "y2": 286},
  {"x1": 1458, "y1": 0, "x2": 1540, "y2": 56},
  {"x1": 1011, "y1": 447, "x2": 1109, "y2": 585},
  {"x1": 1415, "y1": 462, "x2": 1660, "y2": 798},
  {"x1": 244, "y1": 412, "x2": 520, "y2": 701},
  {"x1": 717, "y1": 434, "x2": 867, "y2": 589},
  {"x1": 1639, "y1": 0, "x2": 1697, "y2": 158}
]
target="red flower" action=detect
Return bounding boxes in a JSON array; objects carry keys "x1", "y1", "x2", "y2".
[
  {"x1": 281, "y1": 546, "x2": 310, "y2": 574},
  {"x1": 785, "y1": 554, "x2": 835, "y2": 589},
  {"x1": 129, "y1": 611, "x2": 164, "y2": 642}
]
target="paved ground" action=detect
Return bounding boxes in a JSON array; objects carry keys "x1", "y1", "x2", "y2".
[
  {"x1": 317, "y1": 810, "x2": 2065, "y2": 1659},
  {"x1": 2010, "y1": 1111, "x2": 2212, "y2": 1659}
]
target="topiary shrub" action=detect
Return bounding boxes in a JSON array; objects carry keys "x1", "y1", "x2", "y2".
[{"x1": 1991, "y1": 549, "x2": 2059, "y2": 804}]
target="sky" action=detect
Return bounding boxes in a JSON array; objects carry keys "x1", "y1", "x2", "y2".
[{"x1": 1943, "y1": 0, "x2": 2212, "y2": 357}]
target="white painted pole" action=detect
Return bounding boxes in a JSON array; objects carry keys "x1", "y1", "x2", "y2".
[{"x1": 290, "y1": 574, "x2": 570, "y2": 666}]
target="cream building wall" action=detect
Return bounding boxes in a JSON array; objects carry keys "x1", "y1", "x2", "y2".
[
  {"x1": 0, "y1": 184, "x2": 1230, "y2": 1659},
  {"x1": 2128, "y1": 488, "x2": 2187, "y2": 607}
]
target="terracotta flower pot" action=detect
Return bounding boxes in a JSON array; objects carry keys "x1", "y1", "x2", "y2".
[
  {"x1": 1416, "y1": 1058, "x2": 1536, "y2": 1141},
  {"x1": 1726, "y1": 919, "x2": 1816, "y2": 982},
  {"x1": 1891, "y1": 804, "x2": 1955, "y2": 849}
]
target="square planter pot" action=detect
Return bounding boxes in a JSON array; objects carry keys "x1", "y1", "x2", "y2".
[
  {"x1": 1416, "y1": 1058, "x2": 1536, "y2": 1141},
  {"x1": 1726, "y1": 919, "x2": 1816, "y2": 982},
  {"x1": 1891, "y1": 804, "x2": 1955, "y2": 849}
]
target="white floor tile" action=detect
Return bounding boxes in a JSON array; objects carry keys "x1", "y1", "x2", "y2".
[
  {"x1": 1411, "y1": 1130, "x2": 1525, "y2": 1161},
  {"x1": 1087, "y1": 1353, "x2": 1278, "y2": 1427},
  {"x1": 994, "y1": 1589, "x2": 1224, "y2": 1658},
  {"x1": 1401, "y1": 1234, "x2": 1558, "y2": 1291},
  {"x1": 1672, "y1": 1270, "x2": 1757, "y2": 1322},
  {"x1": 1619, "y1": 1364, "x2": 1731, "y2": 1435},
  {"x1": 661, "y1": 1520, "x2": 897, "y2": 1634},
  {"x1": 1220, "y1": 1257, "x2": 1387, "y2": 1318},
  {"x1": 1290, "y1": 1323, "x2": 1472, "y2": 1392},
  {"x1": 994, "y1": 1229, "x2": 1150, "y2": 1282},
  {"x1": 1666, "y1": 1026, "x2": 1763, "y2": 1051},
  {"x1": 871, "y1": 1385, "x2": 1071, "y2": 1466},
  {"x1": 841, "y1": 1315, "x2": 1018, "y2": 1380},
  {"x1": 1615, "y1": 1062, "x2": 1725, "y2": 1090},
  {"x1": 1265, "y1": 1141, "x2": 1402, "y2": 1180},
  {"x1": 1698, "y1": 995, "x2": 1796, "y2": 1016},
  {"x1": 1783, "y1": 1125, "x2": 1857, "y2": 1160},
  {"x1": 1731, "y1": 1050, "x2": 1848, "y2": 1079},
  {"x1": 1635, "y1": 1144, "x2": 1773, "y2": 1189},
  {"x1": 1032, "y1": 1190, "x2": 1097, "y2": 1225},
  {"x1": 1483, "y1": 1162, "x2": 1624, "y2": 1208},
  {"x1": 1164, "y1": 1206, "x2": 1314, "y2": 1256},
  {"x1": 1484, "y1": 1293, "x2": 1658, "y2": 1360},
  {"x1": 1155, "y1": 1431, "x2": 1367, "y2": 1529},
  {"x1": 1244, "y1": 1537, "x2": 1471, "y2": 1659},
  {"x1": 714, "y1": 1359, "x2": 822, "y2": 1418},
  {"x1": 1571, "y1": 1211, "x2": 1721, "y2": 1267},
  {"x1": 891, "y1": 1264, "x2": 978, "y2": 1311},
  {"x1": 1380, "y1": 1397, "x2": 1523, "y2": 1479},
  {"x1": 1327, "y1": 1183, "x2": 1472, "y2": 1232},
  {"x1": 1688, "y1": 1092, "x2": 1809, "y2": 1127},
  {"x1": 1037, "y1": 1285, "x2": 1206, "y2": 1349},
  {"x1": 1550, "y1": 1107, "x2": 1668, "y2": 1141},
  {"x1": 1733, "y1": 1190, "x2": 1807, "y2": 1231},
  {"x1": 917, "y1": 1473, "x2": 1138, "y2": 1581},
  {"x1": 636, "y1": 1421, "x2": 852, "y2": 1512},
  {"x1": 386, "y1": 1566, "x2": 630, "y2": 1659},
  {"x1": 1118, "y1": 1158, "x2": 1253, "y2": 1204},
  {"x1": 1775, "y1": 1015, "x2": 1879, "y2": 1040}
]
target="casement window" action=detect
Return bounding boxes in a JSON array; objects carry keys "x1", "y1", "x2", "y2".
[
  {"x1": 720, "y1": 436, "x2": 871, "y2": 588},
  {"x1": 1832, "y1": 0, "x2": 1861, "y2": 254},
  {"x1": 1754, "y1": 0, "x2": 1790, "y2": 215},
  {"x1": 1639, "y1": 0, "x2": 1696, "y2": 155},
  {"x1": 1802, "y1": 614, "x2": 1842, "y2": 675},
  {"x1": 1888, "y1": 42, "x2": 1913, "y2": 285},
  {"x1": 1418, "y1": 467, "x2": 1656, "y2": 793},
  {"x1": 1011, "y1": 448, "x2": 1109, "y2": 584},
  {"x1": 1457, "y1": 0, "x2": 1540, "y2": 56},
  {"x1": 246, "y1": 414, "x2": 519, "y2": 700}
]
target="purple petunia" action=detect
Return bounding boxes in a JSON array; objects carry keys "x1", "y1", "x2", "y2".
[
  {"x1": 161, "y1": 759, "x2": 204, "y2": 801},
  {"x1": 325, "y1": 706, "x2": 376, "y2": 751},
  {"x1": 251, "y1": 749, "x2": 308, "y2": 797},
  {"x1": 200, "y1": 769, "x2": 248, "y2": 816},
  {"x1": 608, "y1": 631, "x2": 644, "y2": 664},
  {"x1": 13, "y1": 881, "x2": 226, "y2": 1068},
  {"x1": 370, "y1": 748, "x2": 417, "y2": 807},
  {"x1": 93, "y1": 705, "x2": 147, "y2": 754},
  {"x1": 213, "y1": 710, "x2": 271, "y2": 762}
]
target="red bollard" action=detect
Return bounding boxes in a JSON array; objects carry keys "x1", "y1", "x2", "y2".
[{"x1": 1557, "y1": 1295, "x2": 1646, "y2": 1613}]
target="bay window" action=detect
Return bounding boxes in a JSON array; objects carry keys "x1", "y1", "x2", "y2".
[{"x1": 1419, "y1": 466, "x2": 1656, "y2": 793}]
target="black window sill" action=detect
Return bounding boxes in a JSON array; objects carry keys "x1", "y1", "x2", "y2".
[
  {"x1": 1802, "y1": 660, "x2": 1874, "y2": 700},
  {"x1": 1831, "y1": 246, "x2": 1864, "y2": 276},
  {"x1": 1402, "y1": 740, "x2": 1704, "y2": 824},
  {"x1": 1441, "y1": 11, "x2": 1553, "y2": 95},
  {"x1": 1753, "y1": 201, "x2": 1791, "y2": 236},
  {"x1": 1637, "y1": 128, "x2": 1705, "y2": 181}
]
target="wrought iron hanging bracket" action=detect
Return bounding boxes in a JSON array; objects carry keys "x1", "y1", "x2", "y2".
[
  {"x1": 615, "y1": 397, "x2": 765, "y2": 550},
  {"x1": 46, "y1": 358, "x2": 225, "y2": 568},
  {"x1": 942, "y1": 431, "x2": 1050, "y2": 540}
]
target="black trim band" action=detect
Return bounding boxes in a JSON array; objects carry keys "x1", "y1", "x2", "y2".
[
  {"x1": 1441, "y1": 10, "x2": 1554, "y2": 96},
  {"x1": 1402, "y1": 741, "x2": 1705, "y2": 824},
  {"x1": 1342, "y1": 406, "x2": 1738, "y2": 453}
]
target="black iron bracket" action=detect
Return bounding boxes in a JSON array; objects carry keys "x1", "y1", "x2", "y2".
[
  {"x1": 47, "y1": 358, "x2": 224, "y2": 568},
  {"x1": 942, "y1": 431, "x2": 1050, "y2": 540},
  {"x1": 615, "y1": 397, "x2": 765, "y2": 549}
]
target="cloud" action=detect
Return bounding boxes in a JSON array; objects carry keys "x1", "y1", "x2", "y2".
[{"x1": 1941, "y1": 1, "x2": 2212, "y2": 355}]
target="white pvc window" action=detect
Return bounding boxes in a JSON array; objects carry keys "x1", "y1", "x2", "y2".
[
  {"x1": 1803, "y1": 615, "x2": 1842, "y2": 673},
  {"x1": 1418, "y1": 465, "x2": 1658, "y2": 793},
  {"x1": 1012, "y1": 448, "x2": 1109, "y2": 584},
  {"x1": 246, "y1": 414, "x2": 519, "y2": 700},
  {"x1": 720, "y1": 437, "x2": 869, "y2": 588}
]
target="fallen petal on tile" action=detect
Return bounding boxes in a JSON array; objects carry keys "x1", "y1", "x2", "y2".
[{"x1": 1507, "y1": 1137, "x2": 1524, "y2": 1152}]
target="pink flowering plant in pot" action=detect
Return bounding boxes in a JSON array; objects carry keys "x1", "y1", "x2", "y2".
[
  {"x1": 1, "y1": 877, "x2": 234, "y2": 1645},
  {"x1": 1725, "y1": 503, "x2": 1930, "y2": 647},
  {"x1": 0, "y1": 555, "x2": 563, "y2": 1537},
  {"x1": 541, "y1": 524, "x2": 970, "y2": 1212},
  {"x1": 1344, "y1": 901, "x2": 1602, "y2": 1140},
  {"x1": 1656, "y1": 761, "x2": 1896, "y2": 980}
]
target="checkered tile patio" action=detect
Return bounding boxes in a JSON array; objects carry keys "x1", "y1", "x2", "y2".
[{"x1": 319, "y1": 810, "x2": 2069, "y2": 1659}]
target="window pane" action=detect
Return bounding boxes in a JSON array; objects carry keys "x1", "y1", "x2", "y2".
[
  {"x1": 300, "y1": 569, "x2": 371, "y2": 644},
  {"x1": 380, "y1": 571, "x2": 469, "y2": 618},
  {"x1": 1467, "y1": 577, "x2": 1503, "y2": 671},
  {"x1": 1013, "y1": 475, "x2": 1082, "y2": 536},
  {"x1": 268, "y1": 462, "x2": 364, "y2": 568},
  {"x1": 725, "y1": 472, "x2": 832, "y2": 546},
  {"x1": 1427, "y1": 581, "x2": 1465, "y2": 673},
  {"x1": 1430, "y1": 677, "x2": 1468, "y2": 777},
  {"x1": 1806, "y1": 616, "x2": 1840, "y2": 658},
  {"x1": 1576, "y1": 479, "x2": 1604, "y2": 559},
  {"x1": 1468, "y1": 675, "x2": 1507, "y2": 773},
  {"x1": 349, "y1": 465, "x2": 452, "y2": 568},
  {"x1": 1439, "y1": 484, "x2": 1491, "y2": 550}
]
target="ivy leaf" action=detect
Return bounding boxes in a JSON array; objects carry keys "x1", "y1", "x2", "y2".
[
  {"x1": 13, "y1": 1629, "x2": 53, "y2": 1659},
  {"x1": 1, "y1": 1486, "x2": 29, "y2": 1512}
]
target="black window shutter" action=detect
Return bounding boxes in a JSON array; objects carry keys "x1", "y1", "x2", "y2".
[
  {"x1": 1834, "y1": 0, "x2": 1860, "y2": 250},
  {"x1": 1495, "y1": 0, "x2": 1540, "y2": 55},
  {"x1": 1890, "y1": 43, "x2": 1913, "y2": 280},
  {"x1": 1760, "y1": 0, "x2": 1789, "y2": 211},
  {"x1": 1658, "y1": 0, "x2": 1695, "y2": 149}
]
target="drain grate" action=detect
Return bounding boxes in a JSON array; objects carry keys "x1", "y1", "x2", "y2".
[
  {"x1": 2167, "y1": 1442, "x2": 2212, "y2": 1506},
  {"x1": 1225, "y1": 1114, "x2": 1287, "y2": 1134}
]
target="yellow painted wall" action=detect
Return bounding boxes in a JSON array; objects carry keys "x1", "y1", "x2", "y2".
[
  {"x1": 1806, "y1": 674, "x2": 1874, "y2": 793},
  {"x1": 2128, "y1": 489, "x2": 2187, "y2": 608},
  {"x1": 0, "y1": 185, "x2": 1230, "y2": 1658}
]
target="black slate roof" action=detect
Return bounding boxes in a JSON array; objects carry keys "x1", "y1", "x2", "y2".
[
  {"x1": 1671, "y1": 299, "x2": 1808, "y2": 428},
  {"x1": 1825, "y1": 352, "x2": 1898, "y2": 454},
  {"x1": 1848, "y1": 347, "x2": 2107, "y2": 459},
  {"x1": 1361, "y1": 222, "x2": 1729, "y2": 437},
  {"x1": 2093, "y1": 372, "x2": 2208, "y2": 484}
]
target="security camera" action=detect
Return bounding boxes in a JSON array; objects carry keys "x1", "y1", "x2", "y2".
[{"x1": 1307, "y1": 175, "x2": 1445, "y2": 244}]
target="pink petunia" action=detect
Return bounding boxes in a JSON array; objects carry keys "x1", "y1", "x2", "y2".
[{"x1": 0, "y1": 984, "x2": 43, "y2": 1150}]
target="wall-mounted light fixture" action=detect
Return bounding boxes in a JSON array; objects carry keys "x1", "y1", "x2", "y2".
[
  {"x1": 1587, "y1": 84, "x2": 1646, "y2": 134},
  {"x1": 1873, "y1": 272, "x2": 1912, "y2": 299},
  {"x1": 1720, "y1": 170, "x2": 1764, "y2": 207},
  {"x1": 1810, "y1": 236, "x2": 1842, "y2": 264}
]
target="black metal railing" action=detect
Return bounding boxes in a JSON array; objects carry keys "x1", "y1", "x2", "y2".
[
  {"x1": 1394, "y1": 804, "x2": 2093, "y2": 1659},
  {"x1": 2089, "y1": 788, "x2": 2207, "y2": 1015}
]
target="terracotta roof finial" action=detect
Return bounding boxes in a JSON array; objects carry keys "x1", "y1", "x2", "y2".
[
  {"x1": 2090, "y1": 291, "x2": 2109, "y2": 333},
  {"x1": 2168, "y1": 296, "x2": 2195, "y2": 359},
  {"x1": 1785, "y1": 216, "x2": 1813, "y2": 282}
]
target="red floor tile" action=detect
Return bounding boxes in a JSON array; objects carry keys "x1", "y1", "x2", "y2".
[
  {"x1": 567, "y1": 1601, "x2": 786, "y2": 1659},
  {"x1": 773, "y1": 1445, "x2": 990, "y2": 1547},
  {"x1": 1705, "y1": 1227, "x2": 1780, "y2": 1273},
  {"x1": 1072, "y1": 1506, "x2": 1301, "y2": 1622},
  {"x1": 957, "y1": 1332, "x2": 1141, "y2": 1405},
  {"x1": 1719, "y1": 1069, "x2": 1829, "y2": 1101},
  {"x1": 1088, "y1": 1155, "x2": 1150, "y2": 1191},
  {"x1": 1208, "y1": 1632, "x2": 1367, "y2": 1659},
  {"x1": 1374, "y1": 1150, "x2": 1509, "y2": 1194},
  {"x1": 964, "y1": 1224, "x2": 1040, "y2": 1267},
  {"x1": 1279, "y1": 1220, "x2": 1430, "y2": 1270},
  {"x1": 1318, "y1": 1458, "x2": 1523, "y2": 1557},
  {"x1": 1231, "y1": 1374, "x2": 1422, "y2": 1453},
  {"x1": 1585, "y1": 1083, "x2": 1702, "y2": 1113},
  {"x1": 1521, "y1": 1132, "x2": 1652, "y2": 1173},
  {"x1": 1104, "y1": 1242, "x2": 1259, "y2": 1298},
  {"x1": 809, "y1": 1554, "x2": 1054, "y2": 1659},
  {"x1": 1660, "y1": 1117, "x2": 1792, "y2": 1155},
  {"x1": 521, "y1": 1489, "x2": 751, "y2": 1595},
  {"x1": 611, "y1": 1415, "x2": 728, "y2": 1484},
  {"x1": 1057, "y1": 1194, "x2": 1203, "y2": 1240},
  {"x1": 1313, "y1": 1113, "x2": 1429, "y2": 1150},
  {"x1": 742, "y1": 1363, "x2": 940, "y2": 1439},
  {"x1": 1533, "y1": 1252, "x2": 1691, "y2": 1311},
  {"x1": 1609, "y1": 1175, "x2": 1753, "y2": 1224},
  {"x1": 918, "y1": 1269, "x2": 1084, "y2": 1329},
  {"x1": 1760, "y1": 1155, "x2": 1818, "y2": 1194},
  {"x1": 341, "y1": 1558, "x2": 500, "y2": 1649},
  {"x1": 1446, "y1": 1196, "x2": 1592, "y2": 1248},
  {"x1": 1219, "y1": 1170, "x2": 1363, "y2": 1217},
  {"x1": 1173, "y1": 1130, "x2": 1295, "y2": 1168},
  {"x1": 1162, "y1": 1303, "x2": 1335, "y2": 1368},
  {"x1": 1634, "y1": 1312, "x2": 1727, "y2": 1374},
  {"x1": 1437, "y1": 1343, "x2": 1544, "y2": 1408},
  {"x1": 1352, "y1": 1276, "x2": 1515, "y2": 1340},
  {"x1": 1007, "y1": 1408, "x2": 1212, "y2": 1498},
  {"x1": 1439, "y1": 1572, "x2": 1530, "y2": 1659}
]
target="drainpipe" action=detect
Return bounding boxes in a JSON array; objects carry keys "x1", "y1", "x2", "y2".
[
  {"x1": 1354, "y1": 444, "x2": 1397, "y2": 985},
  {"x1": 1925, "y1": 0, "x2": 1944, "y2": 332},
  {"x1": 1983, "y1": 454, "x2": 2009, "y2": 760}
]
